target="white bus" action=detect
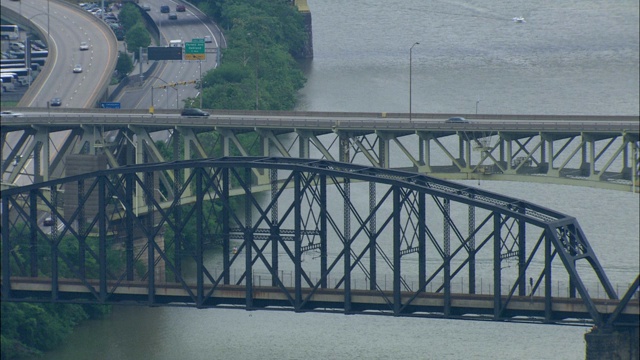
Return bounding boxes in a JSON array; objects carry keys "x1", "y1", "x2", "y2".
[
  {"x1": 1, "y1": 24, "x2": 19, "y2": 40},
  {"x1": 1, "y1": 68, "x2": 32, "y2": 85},
  {"x1": 1, "y1": 74, "x2": 16, "y2": 92}
]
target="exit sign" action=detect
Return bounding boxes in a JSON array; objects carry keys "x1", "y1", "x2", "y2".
[{"x1": 185, "y1": 41, "x2": 205, "y2": 60}]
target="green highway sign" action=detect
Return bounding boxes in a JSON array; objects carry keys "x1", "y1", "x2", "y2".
[
  {"x1": 191, "y1": 38, "x2": 205, "y2": 43},
  {"x1": 185, "y1": 41, "x2": 205, "y2": 60}
]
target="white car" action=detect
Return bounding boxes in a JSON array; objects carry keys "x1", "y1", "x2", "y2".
[
  {"x1": 0, "y1": 111, "x2": 24, "y2": 117},
  {"x1": 79, "y1": 42, "x2": 89, "y2": 51},
  {"x1": 73, "y1": 64, "x2": 83, "y2": 73},
  {"x1": 204, "y1": 35, "x2": 212, "y2": 43}
]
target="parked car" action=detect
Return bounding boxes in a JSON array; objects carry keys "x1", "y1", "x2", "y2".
[
  {"x1": 50, "y1": 97, "x2": 62, "y2": 106},
  {"x1": 73, "y1": 64, "x2": 83, "y2": 73},
  {"x1": 9, "y1": 42, "x2": 25, "y2": 52},
  {"x1": 176, "y1": 4, "x2": 186, "y2": 12},
  {"x1": 445, "y1": 117, "x2": 468, "y2": 123},
  {"x1": 79, "y1": 42, "x2": 89, "y2": 51},
  {"x1": 181, "y1": 108, "x2": 209, "y2": 117}
]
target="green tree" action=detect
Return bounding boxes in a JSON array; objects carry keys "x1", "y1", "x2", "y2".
[
  {"x1": 118, "y1": 3, "x2": 143, "y2": 31},
  {"x1": 115, "y1": 51, "x2": 134, "y2": 80},
  {"x1": 125, "y1": 23, "x2": 151, "y2": 60}
]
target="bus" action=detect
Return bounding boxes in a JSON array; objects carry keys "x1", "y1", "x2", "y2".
[
  {"x1": 1, "y1": 68, "x2": 32, "y2": 85},
  {"x1": 1, "y1": 58, "x2": 46, "y2": 67},
  {"x1": 1, "y1": 74, "x2": 16, "y2": 92},
  {"x1": 2, "y1": 63, "x2": 40, "y2": 72},
  {"x1": 9, "y1": 50, "x2": 48, "y2": 60},
  {"x1": 1, "y1": 24, "x2": 19, "y2": 40}
]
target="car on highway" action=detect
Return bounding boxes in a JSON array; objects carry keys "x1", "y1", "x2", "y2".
[
  {"x1": 181, "y1": 108, "x2": 209, "y2": 117},
  {"x1": 141, "y1": 3, "x2": 151, "y2": 11},
  {"x1": 73, "y1": 64, "x2": 83, "y2": 73},
  {"x1": 79, "y1": 42, "x2": 89, "y2": 51},
  {"x1": 160, "y1": 5, "x2": 170, "y2": 13},
  {"x1": 50, "y1": 97, "x2": 62, "y2": 106},
  {"x1": 204, "y1": 35, "x2": 212, "y2": 43},
  {"x1": 0, "y1": 110, "x2": 23, "y2": 117},
  {"x1": 445, "y1": 117, "x2": 468, "y2": 123},
  {"x1": 43, "y1": 217, "x2": 55, "y2": 226},
  {"x1": 168, "y1": 12, "x2": 178, "y2": 20},
  {"x1": 176, "y1": 4, "x2": 186, "y2": 12}
]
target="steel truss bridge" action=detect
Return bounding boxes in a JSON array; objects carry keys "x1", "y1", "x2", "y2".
[
  {"x1": 1, "y1": 157, "x2": 638, "y2": 329},
  {"x1": 1, "y1": 110, "x2": 639, "y2": 193}
]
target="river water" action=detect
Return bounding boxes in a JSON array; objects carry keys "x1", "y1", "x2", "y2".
[{"x1": 39, "y1": 0, "x2": 638, "y2": 359}]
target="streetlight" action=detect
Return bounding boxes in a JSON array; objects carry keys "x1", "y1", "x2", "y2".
[
  {"x1": 409, "y1": 42, "x2": 419, "y2": 123},
  {"x1": 146, "y1": 75, "x2": 178, "y2": 109},
  {"x1": 476, "y1": 99, "x2": 480, "y2": 116}
]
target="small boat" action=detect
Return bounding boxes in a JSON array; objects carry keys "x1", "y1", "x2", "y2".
[{"x1": 513, "y1": 17, "x2": 526, "y2": 23}]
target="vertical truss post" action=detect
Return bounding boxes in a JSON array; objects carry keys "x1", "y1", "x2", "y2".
[
  {"x1": 518, "y1": 208, "x2": 526, "y2": 296},
  {"x1": 33, "y1": 141, "x2": 42, "y2": 183},
  {"x1": 78, "y1": 179, "x2": 86, "y2": 279},
  {"x1": 343, "y1": 177, "x2": 352, "y2": 313},
  {"x1": 125, "y1": 174, "x2": 134, "y2": 281},
  {"x1": 320, "y1": 175, "x2": 327, "y2": 288},
  {"x1": 146, "y1": 171, "x2": 155, "y2": 305},
  {"x1": 98, "y1": 177, "x2": 107, "y2": 301},
  {"x1": 244, "y1": 167, "x2": 254, "y2": 309},
  {"x1": 468, "y1": 197, "x2": 476, "y2": 294},
  {"x1": 508, "y1": 135, "x2": 513, "y2": 170},
  {"x1": 173, "y1": 136, "x2": 182, "y2": 282},
  {"x1": 493, "y1": 212, "x2": 501, "y2": 319},
  {"x1": 223, "y1": 168, "x2": 230, "y2": 284},
  {"x1": 271, "y1": 168, "x2": 279, "y2": 287},
  {"x1": 393, "y1": 186, "x2": 401, "y2": 315},
  {"x1": 50, "y1": 185, "x2": 59, "y2": 302},
  {"x1": 1, "y1": 195, "x2": 10, "y2": 300},
  {"x1": 29, "y1": 190, "x2": 38, "y2": 277},
  {"x1": 369, "y1": 182, "x2": 377, "y2": 290},
  {"x1": 568, "y1": 226, "x2": 577, "y2": 298},
  {"x1": 196, "y1": 168, "x2": 204, "y2": 307},
  {"x1": 464, "y1": 135, "x2": 471, "y2": 170},
  {"x1": 544, "y1": 228, "x2": 553, "y2": 322},
  {"x1": 444, "y1": 198, "x2": 451, "y2": 316},
  {"x1": 458, "y1": 136, "x2": 464, "y2": 166},
  {"x1": 418, "y1": 192, "x2": 426, "y2": 291},
  {"x1": 294, "y1": 171, "x2": 302, "y2": 310}
]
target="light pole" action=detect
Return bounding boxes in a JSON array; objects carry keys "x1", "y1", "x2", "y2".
[
  {"x1": 409, "y1": 42, "x2": 419, "y2": 123},
  {"x1": 476, "y1": 99, "x2": 480, "y2": 115}
]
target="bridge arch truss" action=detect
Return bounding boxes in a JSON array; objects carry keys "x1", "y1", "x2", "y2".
[{"x1": 1, "y1": 157, "x2": 638, "y2": 327}]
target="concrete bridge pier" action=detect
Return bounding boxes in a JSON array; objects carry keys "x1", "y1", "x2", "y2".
[{"x1": 585, "y1": 327, "x2": 639, "y2": 360}]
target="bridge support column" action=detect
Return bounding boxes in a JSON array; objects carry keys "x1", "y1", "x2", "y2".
[{"x1": 585, "y1": 327, "x2": 639, "y2": 360}]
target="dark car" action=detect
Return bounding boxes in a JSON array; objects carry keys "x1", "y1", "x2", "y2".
[
  {"x1": 176, "y1": 4, "x2": 186, "y2": 12},
  {"x1": 160, "y1": 5, "x2": 170, "y2": 13},
  {"x1": 445, "y1": 117, "x2": 468, "y2": 123},
  {"x1": 168, "y1": 12, "x2": 178, "y2": 20},
  {"x1": 181, "y1": 108, "x2": 209, "y2": 117},
  {"x1": 50, "y1": 97, "x2": 62, "y2": 106}
]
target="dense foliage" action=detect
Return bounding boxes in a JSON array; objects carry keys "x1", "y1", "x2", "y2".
[
  {"x1": 120, "y1": 3, "x2": 152, "y2": 59},
  {"x1": 0, "y1": 224, "x2": 113, "y2": 359},
  {"x1": 186, "y1": 0, "x2": 307, "y2": 110}
]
